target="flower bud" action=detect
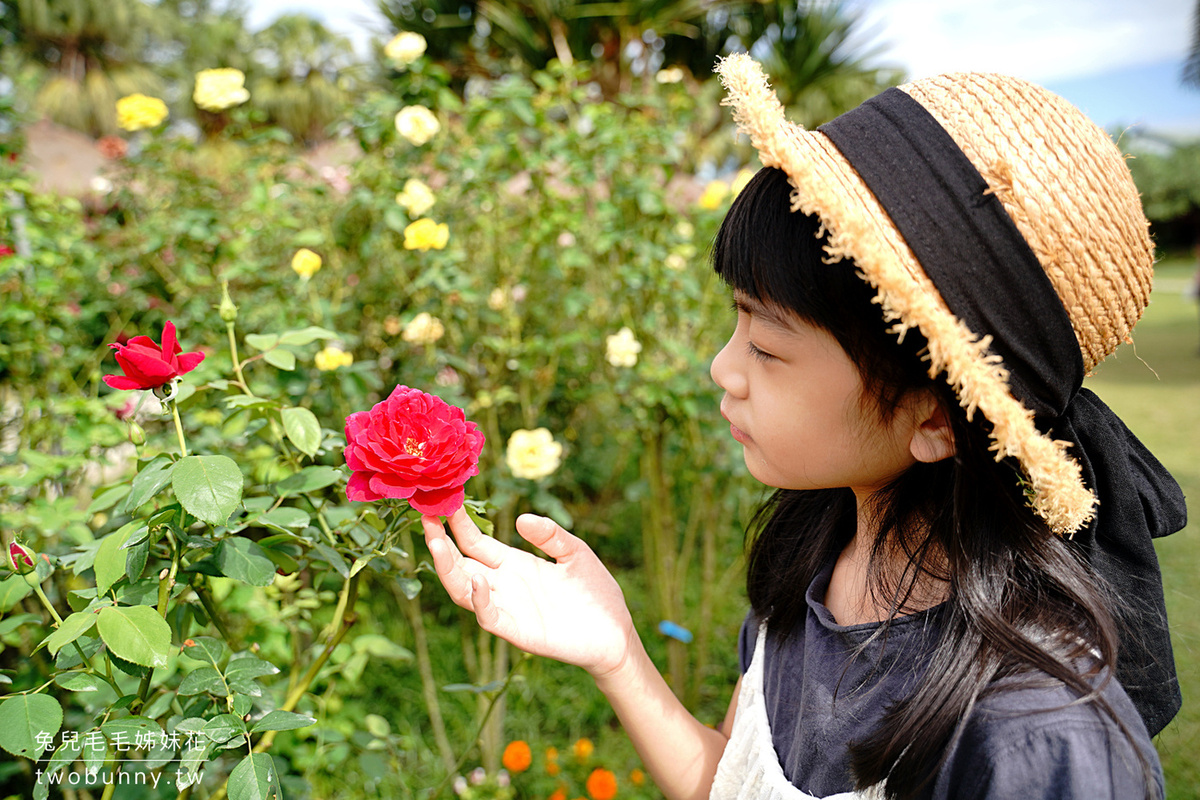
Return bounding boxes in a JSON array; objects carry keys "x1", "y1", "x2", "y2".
[
  {"x1": 128, "y1": 420, "x2": 146, "y2": 446},
  {"x1": 218, "y1": 281, "x2": 238, "y2": 322},
  {"x1": 8, "y1": 542, "x2": 36, "y2": 575}
]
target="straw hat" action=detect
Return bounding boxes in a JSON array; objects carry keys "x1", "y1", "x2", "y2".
[{"x1": 715, "y1": 53, "x2": 1155, "y2": 535}]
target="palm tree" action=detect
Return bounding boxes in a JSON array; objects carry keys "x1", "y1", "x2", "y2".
[
  {"x1": 1184, "y1": 0, "x2": 1200, "y2": 88},
  {"x1": 5, "y1": 0, "x2": 168, "y2": 135},
  {"x1": 248, "y1": 14, "x2": 359, "y2": 144}
]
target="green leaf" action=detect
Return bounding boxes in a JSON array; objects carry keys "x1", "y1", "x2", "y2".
[
  {"x1": 281, "y1": 406, "x2": 321, "y2": 457},
  {"x1": 173, "y1": 455, "x2": 244, "y2": 525},
  {"x1": 274, "y1": 466, "x2": 341, "y2": 496},
  {"x1": 0, "y1": 613, "x2": 39, "y2": 636},
  {"x1": 277, "y1": 325, "x2": 337, "y2": 346},
  {"x1": 204, "y1": 713, "x2": 246, "y2": 744},
  {"x1": 397, "y1": 577, "x2": 421, "y2": 600},
  {"x1": 353, "y1": 633, "x2": 413, "y2": 661},
  {"x1": 244, "y1": 333, "x2": 280, "y2": 351},
  {"x1": 0, "y1": 693, "x2": 63, "y2": 758},
  {"x1": 228, "y1": 753, "x2": 281, "y2": 800},
  {"x1": 96, "y1": 605, "x2": 171, "y2": 668},
  {"x1": 225, "y1": 656, "x2": 280, "y2": 681},
  {"x1": 0, "y1": 574, "x2": 33, "y2": 613},
  {"x1": 250, "y1": 710, "x2": 314, "y2": 733},
  {"x1": 181, "y1": 636, "x2": 229, "y2": 666},
  {"x1": 121, "y1": 456, "x2": 176, "y2": 513},
  {"x1": 263, "y1": 349, "x2": 296, "y2": 370},
  {"x1": 94, "y1": 527, "x2": 135, "y2": 596},
  {"x1": 178, "y1": 666, "x2": 228, "y2": 696},
  {"x1": 292, "y1": 228, "x2": 324, "y2": 247},
  {"x1": 100, "y1": 716, "x2": 160, "y2": 744},
  {"x1": 54, "y1": 672, "x2": 109, "y2": 693},
  {"x1": 44, "y1": 611, "x2": 98, "y2": 655},
  {"x1": 125, "y1": 538, "x2": 149, "y2": 583},
  {"x1": 217, "y1": 538, "x2": 277, "y2": 586},
  {"x1": 257, "y1": 507, "x2": 310, "y2": 533},
  {"x1": 86, "y1": 484, "x2": 131, "y2": 515}
]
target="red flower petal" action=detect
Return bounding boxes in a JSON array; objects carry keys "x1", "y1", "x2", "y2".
[
  {"x1": 346, "y1": 471, "x2": 383, "y2": 501},
  {"x1": 409, "y1": 484, "x2": 466, "y2": 516}
]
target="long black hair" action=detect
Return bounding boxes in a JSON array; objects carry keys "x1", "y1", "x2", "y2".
[{"x1": 713, "y1": 167, "x2": 1157, "y2": 799}]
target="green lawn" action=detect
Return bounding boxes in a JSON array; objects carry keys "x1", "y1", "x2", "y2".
[{"x1": 1085, "y1": 255, "x2": 1200, "y2": 798}]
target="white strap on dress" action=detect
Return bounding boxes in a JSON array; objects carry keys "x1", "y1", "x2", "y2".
[{"x1": 709, "y1": 624, "x2": 884, "y2": 800}]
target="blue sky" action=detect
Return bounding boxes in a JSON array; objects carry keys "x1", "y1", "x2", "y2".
[{"x1": 244, "y1": 0, "x2": 1200, "y2": 138}]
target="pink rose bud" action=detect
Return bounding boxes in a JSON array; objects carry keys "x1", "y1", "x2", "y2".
[{"x1": 8, "y1": 542, "x2": 35, "y2": 575}]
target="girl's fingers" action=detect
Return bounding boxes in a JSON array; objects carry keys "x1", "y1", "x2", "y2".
[
  {"x1": 445, "y1": 507, "x2": 508, "y2": 569},
  {"x1": 516, "y1": 513, "x2": 579, "y2": 560},
  {"x1": 470, "y1": 574, "x2": 501, "y2": 631}
]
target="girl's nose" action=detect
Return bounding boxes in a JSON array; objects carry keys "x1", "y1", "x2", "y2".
[{"x1": 710, "y1": 338, "x2": 747, "y2": 398}]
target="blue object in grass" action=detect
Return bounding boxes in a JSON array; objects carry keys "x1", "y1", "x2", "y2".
[{"x1": 658, "y1": 620, "x2": 693, "y2": 644}]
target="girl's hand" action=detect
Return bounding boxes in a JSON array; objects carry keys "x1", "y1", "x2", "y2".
[{"x1": 420, "y1": 508, "x2": 637, "y2": 678}]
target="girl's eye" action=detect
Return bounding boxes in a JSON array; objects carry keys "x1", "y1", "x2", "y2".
[{"x1": 746, "y1": 341, "x2": 775, "y2": 363}]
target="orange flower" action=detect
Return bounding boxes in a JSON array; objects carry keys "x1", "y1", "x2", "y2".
[
  {"x1": 572, "y1": 738, "x2": 594, "y2": 761},
  {"x1": 545, "y1": 746, "x2": 559, "y2": 761},
  {"x1": 502, "y1": 740, "x2": 532, "y2": 773},
  {"x1": 548, "y1": 789, "x2": 567, "y2": 800},
  {"x1": 629, "y1": 768, "x2": 645, "y2": 787},
  {"x1": 586, "y1": 768, "x2": 617, "y2": 800},
  {"x1": 546, "y1": 762, "x2": 560, "y2": 776}
]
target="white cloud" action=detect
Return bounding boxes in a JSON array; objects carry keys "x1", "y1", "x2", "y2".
[{"x1": 855, "y1": 0, "x2": 1193, "y2": 83}]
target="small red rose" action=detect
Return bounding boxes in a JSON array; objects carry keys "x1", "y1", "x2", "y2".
[
  {"x1": 0, "y1": 245, "x2": 14, "y2": 258},
  {"x1": 344, "y1": 385, "x2": 484, "y2": 516},
  {"x1": 103, "y1": 320, "x2": 204, "y2": 391}
]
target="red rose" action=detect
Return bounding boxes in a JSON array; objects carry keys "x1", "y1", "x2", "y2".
[
  {"x1": 0, "y1": 245, "x2": 14, "y2": 258},
  {"x1": 8, "y1": 542, "x2": 35, "y2": 574},
  {"x1": 344, "y1": 385, "x2": 484, "y2": 516},
  {"x1": 103, "y1": 320, "x2": 205, "y2": 391}
]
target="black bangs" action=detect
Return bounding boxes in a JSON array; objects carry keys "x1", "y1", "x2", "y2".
[
  {"x1": 712, "y1": 166, "x2": 937, "y2": 418},
  {"x1": 711, "y1": 166, "x2": 876, "y2": 330}
]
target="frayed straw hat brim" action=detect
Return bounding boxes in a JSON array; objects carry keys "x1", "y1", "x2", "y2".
[{"x1": 716, "y1": 54, "x2": 1153, "y2": 535}]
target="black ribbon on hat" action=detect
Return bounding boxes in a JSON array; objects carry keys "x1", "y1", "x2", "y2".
[{"x1": 819, "y1": 88, "x2": 1187, "y2": 736}]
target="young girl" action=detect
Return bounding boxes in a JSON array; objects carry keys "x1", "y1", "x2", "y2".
[{"x1": 420, "y1": 55, "x2": 1186, "y2": 800}]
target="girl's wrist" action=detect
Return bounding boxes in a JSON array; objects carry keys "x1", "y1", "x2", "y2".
[{"x1": 589, "y1": 625, "x2": 646, "y2": 693}]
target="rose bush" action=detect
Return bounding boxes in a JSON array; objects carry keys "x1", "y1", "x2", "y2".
[
  {"x1": 101, "y1": 320, "x2": 205, "y2": 391},
  {"x1": 343, "y1": 385, "x2": 485, "y2": 515}
]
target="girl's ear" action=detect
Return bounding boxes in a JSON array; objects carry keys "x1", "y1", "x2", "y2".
[{"x1": 909, "y1": 395, "x2": 956, "y2": 464}]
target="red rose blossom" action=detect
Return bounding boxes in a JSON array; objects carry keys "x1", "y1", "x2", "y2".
[
  {"x1": 0, "y1": 245, "x2": 14, "y2": 258},
  {"x1": 103, "y1": 320, "x2": 205, "y2": 391},
  {"x1": 344, "y1": 385, "x2": 484, "y2": 516}
]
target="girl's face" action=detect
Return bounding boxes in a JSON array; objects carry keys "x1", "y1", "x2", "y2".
[{"x1": 710, "y1": 291, "x2": 921, "y2": 497}]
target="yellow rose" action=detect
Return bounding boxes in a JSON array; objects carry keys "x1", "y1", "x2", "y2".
[
  {"x1": 194, "y1": 68, "x2": 250, "y2": 112},
  {"x1": 697, "y1": 180, "x2": 728, "y2": 210},
  {"x1": 384, "y1": 31, "x2": 427, "y2": 68},
  {"x1": 506, "y1": 428, "x2": 564, "y2": 480},
  {"x1": 605, "y1": 326, "x2": 642, "y2": 368},
  {"x1": 291, "y1": 248, "x2": 322, "y2": 279},
  {"x1": 655, "y1": 67, "x2": 685, "y2": 84},
  {"x1": 403, "y1": 218, "x2": 449, "y2": 251},
  {"x1": 401, "y1": 312, "x2": 445, "y2": 345},
  {"x1": 395, "y1": 178, "x2": 435, "y2": 216},
  {"x1": 394, "y1": 105, "x2": 440, "y2": 146},
  {"x1": 116, "y1": 94, "x2": 169, "y2": 131},
  {"x1": 314, "y1": 347, "x2": 353, "y2": 371},
  {"x1": 665, "y1": 253, "x2": 687, "y2": 271},
  {"x1": 729, "y1": 168, "x2": 756, "y2": 197}
]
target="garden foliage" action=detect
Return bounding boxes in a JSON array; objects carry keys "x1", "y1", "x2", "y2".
[{"x1": 0, "y1": 58, "x2": 760, "y2": 798}]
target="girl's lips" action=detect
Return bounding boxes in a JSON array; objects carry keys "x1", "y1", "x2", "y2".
[{"x1": 729, "y1": 422, "x2": 750, "y2": 444}]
